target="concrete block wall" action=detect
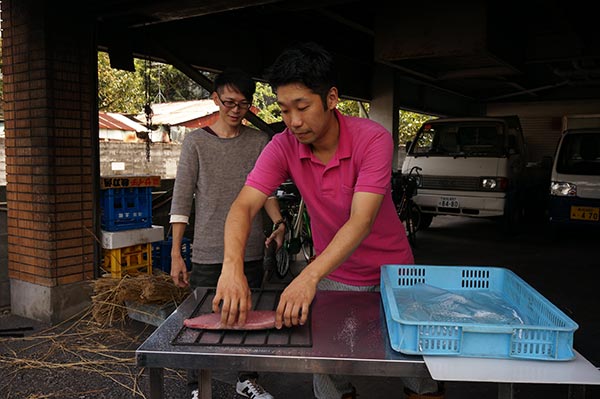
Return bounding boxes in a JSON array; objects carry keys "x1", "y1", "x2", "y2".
[
  {"x1": 1, "y1": 134, "x2": 182, "y2": 186},
  {"x1": 99, "y1": 142, "x2": 180, "y2": 179}
]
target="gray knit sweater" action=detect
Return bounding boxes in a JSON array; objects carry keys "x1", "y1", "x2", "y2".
[{"x1": 169, "y1": 126, "x2": 270, "y2": 264}]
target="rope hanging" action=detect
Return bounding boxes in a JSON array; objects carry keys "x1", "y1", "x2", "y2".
[{"x1": 138, "y1": 58, "x2": 153, "y2": 162}]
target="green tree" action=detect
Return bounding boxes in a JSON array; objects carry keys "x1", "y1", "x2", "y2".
[
  {"x1": 97, "y1": 52, "x2": 145, "y2": 113},
  {"x1": 97, "y1": 52, "x2": 210, "y2": 114},
  {"x1": 254, "y1": 82, "x2": 280, "y2": 124},
  {"x1": 337, "y1": 99, "x2": 370, "y2": 118},
  {"x1": 97, "y1": 53, "x2": 433, "y2": 144},
  {"x1": 399, "y1": 110, "x2": 435, "y2": 145},
  {"x1": 338, "y1": 98, "x2": 433, "y2": 145},
  {"x1": 144, "y1": 61, "x2": 210, "y2": 103}
]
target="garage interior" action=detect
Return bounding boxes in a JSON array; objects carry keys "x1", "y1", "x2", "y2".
[
  {"x1": 0, "y1": 1, "x2": 599, "y2": 398},
  {"x1": 1, "y1": 0, "x2": 599, "y2": 344}
]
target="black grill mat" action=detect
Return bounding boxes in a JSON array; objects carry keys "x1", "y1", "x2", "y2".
[{"x1": 171, "y1": 289, "x2": 312, "y2": 348}]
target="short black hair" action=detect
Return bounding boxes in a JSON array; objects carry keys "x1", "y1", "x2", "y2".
[
  {"x1": 265, "y1": 42, "x2": 338, "y2": 106},
  {"x1": 213, "y1": 67, "x2": 256, "y2": 101}
]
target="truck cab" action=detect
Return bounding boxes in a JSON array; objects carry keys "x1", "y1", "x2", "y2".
[
  {"x1": 548, "y1": 128, "x2": 600, "y2": 229},
  {"x1": 401, "y1": 116, "x2": 527, "y2": 233}
]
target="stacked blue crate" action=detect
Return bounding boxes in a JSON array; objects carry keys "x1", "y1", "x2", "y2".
[
  {"x1": 100, "y1": 175, "x2": 162, "y2": 277},
  {"x1": 100, "y1": 176, "x2": 160, "y2": 232},
  {"x1": 152, "y1": 236, "x2": 192, "y2": 274}
]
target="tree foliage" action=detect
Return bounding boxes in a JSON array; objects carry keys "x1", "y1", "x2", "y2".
[
  {"x1": 96, "y1": 52, "x2": 432, "y2": 142},
  {"x1": 97, "y1": 52, "x2": 145, "y2": 113},
  {"x1": 399, "y1": 110, "x2": 435, "y2": 144},
  {"x1": 337, "y1": 99, "x2": 433, "y2": 144},
  {"x1": 144, "y1": 61, "x2": 210, "y2": 103},
  {"x1": 253, "y1": 82, "x2": 280, "y2": 124},
  {"x1": 97, "y1": 52, "x2": 209, "y2": 114},
  {"x1": 338, "y1": 99, "x2": 369, "y2": 118}
]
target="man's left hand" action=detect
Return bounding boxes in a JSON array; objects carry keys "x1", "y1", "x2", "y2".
[{"x1": 275, "y1": 270, "x2": 317, "y2": 328}]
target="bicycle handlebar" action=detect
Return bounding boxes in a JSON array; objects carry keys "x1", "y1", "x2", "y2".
[{"x1": 408, "y1": 166, "x2": 422, "y2": 176}]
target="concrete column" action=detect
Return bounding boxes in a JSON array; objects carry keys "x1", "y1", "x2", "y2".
[
  {"x1": 369, "y1": 63, "x2": 401, "y2": 170},
  {"x1": 0, "y1": 186, "x2": 8, "y2": 308},
  {"x1": 2, "y1": 0, "x2": 98, "y2": 323}
]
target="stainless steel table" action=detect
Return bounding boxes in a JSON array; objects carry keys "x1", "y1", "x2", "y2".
[
  {"x1": 136, "y1": 288, "x2": 429, "y2": 399},
  {"x1": 136, "y1": 288, "x2": 600, "y2": 399}
]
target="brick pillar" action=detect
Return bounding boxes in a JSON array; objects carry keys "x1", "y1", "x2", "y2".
[{"x1": 2, "y1": 0, "x2": 99, "y2": 323}]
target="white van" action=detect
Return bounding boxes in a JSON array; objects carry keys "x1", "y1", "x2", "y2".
[
  {"x1": 548, "y1": 128, "x2": 600, "y2": 228},
  {"x1": 401, "y1": 116, "x2": 533, "y2": 233}
]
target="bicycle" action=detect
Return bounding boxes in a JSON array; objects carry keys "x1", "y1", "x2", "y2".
[
  {"x1": 392, "y1": 166, "x2": 422, "y2": 247},
  {"x1": 271, "y1": 181, "x2": 314, "y2": 279}
]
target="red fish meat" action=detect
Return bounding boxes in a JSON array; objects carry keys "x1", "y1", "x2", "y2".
[{"x1": 184, "y1": 310, "x2": 277, "y2": 330}]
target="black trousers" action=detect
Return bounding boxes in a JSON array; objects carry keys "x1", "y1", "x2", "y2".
[
  {"x1": 189, "y1": 260, "x2": 263, "y2": 289},
  {"x1": 187, "y1": 260, "x2": 264, "y2": 392}
]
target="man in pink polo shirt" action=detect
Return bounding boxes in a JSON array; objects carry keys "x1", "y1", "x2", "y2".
[{"x1": 214, "y1": 42, "x2": 443, "y2": 399}]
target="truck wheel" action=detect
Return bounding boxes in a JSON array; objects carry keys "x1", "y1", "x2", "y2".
[
  {"x1": 419, "y1": 213, "x2": 434, "y2": 230},
  {"x1": 409, "y1": 205, "x2": 433, "y2": 231},
  {"x1": 503, "y1": 200, "x2": 522, "y2": 235},
  {"x1": 405, "y1": 204, "x2": 418, "y2": 232}
]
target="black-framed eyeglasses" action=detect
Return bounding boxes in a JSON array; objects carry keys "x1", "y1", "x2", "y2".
[{"x1": 217, "y1": 94, "x2": 252, "y2": 110}]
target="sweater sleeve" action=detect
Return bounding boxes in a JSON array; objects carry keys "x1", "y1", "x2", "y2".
[{"x1": 169, "y1": 131, "x2": 200, "y2": 218}]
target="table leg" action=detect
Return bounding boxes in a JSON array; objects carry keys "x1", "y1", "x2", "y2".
[
  {"x1": 498, "y1": 383, "x2": 514, "y2": 399},
  {"x1": 199, "y1": 369, "x2": 212, "y2": 399},
  {"x1": 568, "y1": 385, "x2": 586, "y2": 399},
  {"x1": 148, "y1": 368, "x2": 164, "y2": 399}
]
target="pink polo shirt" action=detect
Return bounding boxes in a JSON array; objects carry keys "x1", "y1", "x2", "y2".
[{"x1": 246, "y1": 110, "x2": 413, "y2": 286}]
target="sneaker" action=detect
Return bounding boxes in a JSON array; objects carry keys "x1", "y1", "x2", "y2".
[
  {"x1": 236, "y1": 378, "x2": 274, "y2": 399},
  {"x1": 190, "y1": 388, "x2": 199, "y2": 399},
  {"x1": 404, "y1": 387, "x2": 445, "y2": 399},
  {"x1": 341, "y1": 386, "x2": 357, "y2": 399}
]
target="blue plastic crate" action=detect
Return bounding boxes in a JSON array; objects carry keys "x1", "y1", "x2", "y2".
[
  {"x1": 380, "y1": 265, "x2": 578, "y2": 361},
  {"x1": 152, "y1": 237, "x2": 192, "y2": 274},
  {"x1": 100, "y1": 186, "x2": 153, "y2": 231}
]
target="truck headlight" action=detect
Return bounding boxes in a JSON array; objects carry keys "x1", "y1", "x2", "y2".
[
  {"x1": 480, "y1": 177, "x2": 507, "y2": 191},
  {"x1": 550, "y1": 181, "x2": 577, "y2": 196}
]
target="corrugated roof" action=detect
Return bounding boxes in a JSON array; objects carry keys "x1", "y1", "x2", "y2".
[
  {"x1": 99, "y1": 112, "x2": 147, "y2": 132},
  {"x1": 135, "y1": 99, "x2": 219, "y2": 126}
]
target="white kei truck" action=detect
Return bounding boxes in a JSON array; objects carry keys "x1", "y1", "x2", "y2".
[
  {"x1": 548, "y1": 115, "x2": 600, "y2": 231},
  {"x1": 401, "y1": 115, "x2": 539, "y2": 234}
]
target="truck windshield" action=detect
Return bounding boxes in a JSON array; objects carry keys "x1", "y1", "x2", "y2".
[
  {"x1": 410, "y1": 122, "x2": 507, "y2": 157},
  {"x1": 556, "y1": 133, "x2": 600, "y2": 176}
]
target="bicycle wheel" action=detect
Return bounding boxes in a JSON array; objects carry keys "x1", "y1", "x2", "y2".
[
  {"x1": 300, "y1": 218, "x2": 314, "y2": 263},
  {"x1": 262, "y1": 240, "x2": 277, "y2": 284},
  {"x1": 275, "y1": 224, "x2": 292, "y2": 278},
  {"x1": 405, "y1": 202, "x2": 418, "y2": 247}
]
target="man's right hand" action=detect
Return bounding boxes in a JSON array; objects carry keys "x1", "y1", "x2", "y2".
[
  {"x1": 170, "y1": 254, "x2": 189, "y2": 288},
  {"x1": 212, "y1": 266, "x2": 252, "y2": 328}
]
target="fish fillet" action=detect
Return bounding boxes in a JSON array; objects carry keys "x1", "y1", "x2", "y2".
[{"x1": 184, "y1": 310, "x2": 276, "y2": 330}]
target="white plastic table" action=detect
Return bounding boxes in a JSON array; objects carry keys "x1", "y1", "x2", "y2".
[{"x1": 426, "y1": 351, "x2": 600, "y2": 398}]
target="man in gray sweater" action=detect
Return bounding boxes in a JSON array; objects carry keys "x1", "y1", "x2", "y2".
[{"x1": 169, "y1": 67, "x2": 284, "y2": 399}]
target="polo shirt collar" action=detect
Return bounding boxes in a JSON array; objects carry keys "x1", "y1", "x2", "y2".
[{"x1": 298, "y1": 108, "x2": 352, "y2": 160}]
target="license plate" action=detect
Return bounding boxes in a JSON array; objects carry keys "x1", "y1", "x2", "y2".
[
  {"x1": 570, "y1": 206, "x2": 600, "y2": 221},
  {"x1": 438, "y1": 196, "x2": 459, "y2": 208}
]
